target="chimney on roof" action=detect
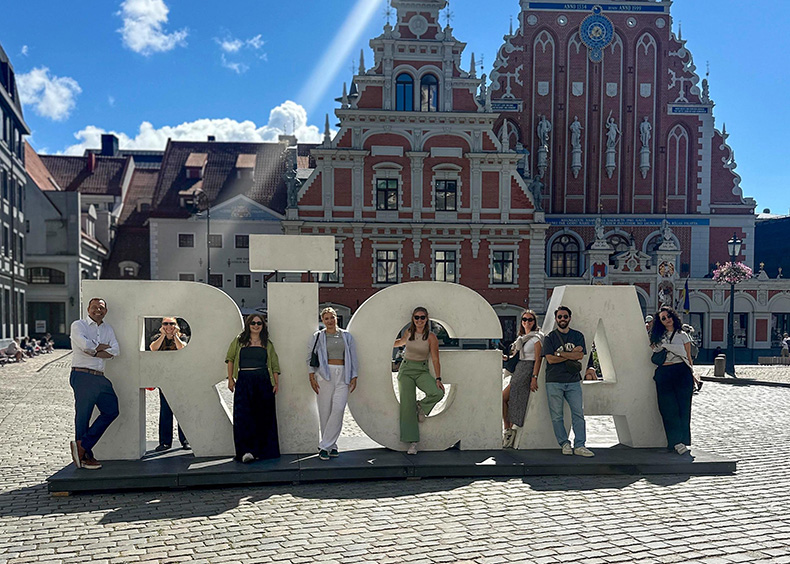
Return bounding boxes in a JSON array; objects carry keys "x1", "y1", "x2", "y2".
[
  {"x1": 100, "y1": 134, "x2": 119, "y2": 157},
  {"x1": 87, "y1": 152, "x2": 97, "y2": 174},
  {"x1": 207, "y1": 135, "x2": 216, "y2": 142}
]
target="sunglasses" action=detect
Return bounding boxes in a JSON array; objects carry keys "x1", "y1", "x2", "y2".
[
  {"x1": 522, "y1": 317, "x2": 535, "y2": 323},
  {"x1": 556, "y1": 315, "x2": 570, "y2": 320},
  {"x1": 162, "y1": 322, "x2": 176, "y2": 326},
  {"x1": 659, "y1": 316, "x2": 671, "y2": 322},
  {"x1": 413, "y1": 315, "x2": 427, "y2": 321},
  {"x1": 250, "y1": 321, "x2": 264, "y2": 326}
]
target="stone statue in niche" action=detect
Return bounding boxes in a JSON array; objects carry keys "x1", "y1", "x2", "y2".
[
  {"x1": 528, "y1": 176, "x2": 544, "y2": 212},
  {"x1": 537, "y1": 114, "x2": 552, "y2": 147},
  {"x1": 639, "y1": 117, "x2": 652, "y2": 179},
  {"x1": 569, "y1": 116, "x2": 583, "y2": 179},
  {"x1": 605, "y1": 113, "x2": 620, "y2": 179},
  {"x1": 595, "y1": 216, "x2": 606, "y2": 242},
  {"x1": 640, "y1": 117, "x2": 652, "y2": 147},
  {"x1": 536, "y1": 115, "x2": 552, "y2": 178}
]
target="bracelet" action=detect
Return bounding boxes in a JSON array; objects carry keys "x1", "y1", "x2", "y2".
[{"x1": 435, "y1": 377, "x2": 442, "y2": 381}]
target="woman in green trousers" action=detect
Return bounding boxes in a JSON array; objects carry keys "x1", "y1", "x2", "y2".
[{"x1": 394, "y1": 306, "x2": 444, "y2": 455}]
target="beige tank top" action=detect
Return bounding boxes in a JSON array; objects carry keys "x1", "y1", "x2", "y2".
[{"x1": 403, "y1": 333, "x2": 430, "y2": 361}]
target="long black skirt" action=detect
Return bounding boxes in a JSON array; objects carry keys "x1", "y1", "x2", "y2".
[{"x1": 233, "y1": 368, "x2": 280, "y2": 460}]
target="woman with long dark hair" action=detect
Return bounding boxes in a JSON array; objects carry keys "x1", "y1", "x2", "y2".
[
  {"x1": 393, "y1": 306, "x2": 444, "y2": 455},
  {"x1": 502, "y1": 310, "x2": 543, "y2": 448},
  {"x1": 649, "y1": 305, "x2": 694, "y2": 455},
  {"x1": 225, "y1": 314, "x2": 281, "y2": 462}
]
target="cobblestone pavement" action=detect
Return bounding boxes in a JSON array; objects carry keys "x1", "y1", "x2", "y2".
[
  {"x1": 1, "y1": 355, "x2": 790, "y2": 563},
  {"x1": 695, "y1": 364, "x2": 790, "y2": 385}
]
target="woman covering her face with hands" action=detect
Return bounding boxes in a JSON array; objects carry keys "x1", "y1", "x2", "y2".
[
  {"x1": 225, "y1": 314, "x2": 281, "y2": 462},
  {"x1": 393, "y1": 306, "x2": 444, "y2": 455},
  {"x1": 150, "y1": 317, "x2": 189, "y2": 451},
  {"x1": 502, "y1": 310, "x2": 543, "y2": 448},
  {"x1": 307, "y1": 307, "x2": 359, "y2": 461}
]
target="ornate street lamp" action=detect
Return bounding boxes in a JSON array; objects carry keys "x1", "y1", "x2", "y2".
[
  {"x1": 726, "y1": 232, "x2": 743, "y2": 377},
  {"x1": 186, "y1": 188, "x2": 211, "y2": 283}
]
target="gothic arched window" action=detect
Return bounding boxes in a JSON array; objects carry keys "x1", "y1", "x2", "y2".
[
  {"x1": 395, "y1": 73, "x2": 414, "y2": 111},
  {"x1": 420, "y1": 74, "x2": 439, "y2": 112},
  {"x1": 550, "y1": 235, "x2": 580, "y2": 277},
  {"x1": 607, "y1": 234, "x2": 630, "y2": 265}
]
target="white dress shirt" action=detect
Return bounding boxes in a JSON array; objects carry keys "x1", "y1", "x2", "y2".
[{"x1": 70, "y1": 318, "x2": 120, "y2": 372}]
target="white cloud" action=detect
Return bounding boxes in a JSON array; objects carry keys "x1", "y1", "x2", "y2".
[
  {"x1": 20, "y1": 45, "x2": 29, "y2": 56},
  {"x1": 62, "y1": 100, "x2": 332, "y2": 155},
  {"x1": 108, "y1": 95, "x2": 116, "y2": 107},
  {"x1": 214, "y1": 32, "x2": 266, "y2": 73},
  {"x1": 221, "y1": 54, "x2": 248, "y2": 75},
  {"x1": 217, "y1": 38, "x2": 243, "y2": 53},
  {"x1": 118, "y1": 0, "x2": 188, "y2": 56},
  {"x1": 17, "y1": 67, "x2": 82, "y2": 121}
]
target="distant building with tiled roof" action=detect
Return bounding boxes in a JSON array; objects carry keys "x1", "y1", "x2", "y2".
[
  {"x1": 148, "y1": 136, "x2": 315, "y2": 313},
  {"x1": 0, "y1": 41, "x2": 29, "y2": 341}
]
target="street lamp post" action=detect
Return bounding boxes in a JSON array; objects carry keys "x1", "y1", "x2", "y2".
[
  {"x1": 726, "y1": 232, "x2": 742, "y2": 377},
  {"x1": 188, "y1": 189, "x2": 211, "y2": 283}
]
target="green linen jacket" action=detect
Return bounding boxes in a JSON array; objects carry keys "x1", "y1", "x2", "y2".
[{"x1": 225, "y1": 338, "x2": 280, "y2": 386}]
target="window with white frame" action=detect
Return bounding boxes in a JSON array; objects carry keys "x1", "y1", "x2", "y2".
[
  {"x1": 235, "y1": 234, "x2": 249, "y2": 249},
  {"x1": 434, "y1": 250, "x2": 457, "y2": 282},
  {"x1": 492, "y1": 250, "x2": 515, "y2": 285},
  {"x1": 376, "y1": 179, "x2": 399, "y2": 211},
  {"x1": 435, "y1": 180, "x2": 458, "y2": 211},
  {"x1": 550, "y1": 234, "x2": 580, "y2": 277},
  {"x1": 375, "y1": 250, "x2": 399, "y2": 284},
  {"x1": 178, "y1": 233, "x2": 194, "y2": 248},
  {"x1": 208, "y1": 234, "x2": 223, "y2": 248},
  {"x1": 236, "y1": 274, "x2": 251, "y2": 288},
  {"x1": 208, "y1": 273, "x2": 223, "y2": 288},
  {"x1": 178, "y1": 273, "x2": 196, "y2": 282}
]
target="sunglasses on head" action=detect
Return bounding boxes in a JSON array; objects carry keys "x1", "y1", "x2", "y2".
[
  {"x1": 162, "y1": 322, "x2": 176, "y2": 326},
  {"x1": 522, "y1": 317, "x2": 535, "y2": 323},
  {"x1": 556, "y1": 314, "x2": 570, "y2": 320},
  {"x1": 250, "y1": 321, "x2": 264, "y2": 326},
  {"x1": 413, "y1": 315, "x2": 427, "y2": 321}
]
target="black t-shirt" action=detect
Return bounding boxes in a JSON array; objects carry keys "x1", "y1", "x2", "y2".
[{"x1": 542, "y1": 328, "x2": 586, "y2": 383}]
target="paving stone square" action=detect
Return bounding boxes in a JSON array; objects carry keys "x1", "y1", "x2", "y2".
[{"x1": 1, "y1": 354, "x2": 789, "y2": 563}]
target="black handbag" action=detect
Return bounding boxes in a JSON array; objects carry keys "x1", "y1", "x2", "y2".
[
  {"x1": 309, "y1": 333, "x2": 321, "y2": 368},
  {"x1": 651, "y1": 331, "x2": 676, "y2": 366},
  {"x1": 504, "y1": 352, "x2": 520, "y2": 373}
]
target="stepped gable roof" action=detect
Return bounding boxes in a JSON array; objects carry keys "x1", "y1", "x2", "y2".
[
  {"x1": 24, "y1": 142, "x2": 61, "y2": 191},
  {"x1": 151, "y1": 140, "x2": 315, "y2": 217},
  {"x1": 120, "y1": 168, "x2": 159, "y2": 226},
  {"x1": 39, "y1": 154, "x2": 128, "y2": 196}
]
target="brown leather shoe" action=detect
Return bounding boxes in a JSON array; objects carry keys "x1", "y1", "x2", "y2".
[{"x1": 81, "y1": 456, "x2": 102, "y2": 470}]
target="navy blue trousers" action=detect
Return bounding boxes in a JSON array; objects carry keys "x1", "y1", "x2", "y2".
[
  {"x1": 158, "y1": 390, "x2": 187, "y2": 446},
  {"x1": 654, "y1": 363, "x2": 694, "y2": 448},
  {"x1": 69, "y1": 369, "x2": 119, "y2": 456}
]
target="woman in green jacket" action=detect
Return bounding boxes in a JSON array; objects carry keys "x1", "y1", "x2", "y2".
[{"x1": 225, "y1": 314, "x2": 281, "y2": 462}]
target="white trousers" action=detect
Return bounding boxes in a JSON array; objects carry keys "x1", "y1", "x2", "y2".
[{"x1": 317, "y1": 364, "x2": 349, "y2": 451}]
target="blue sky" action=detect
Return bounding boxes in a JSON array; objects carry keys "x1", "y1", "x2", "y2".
[{"x1": 3, "y1": 0, "x2": 788, "y2": 213}]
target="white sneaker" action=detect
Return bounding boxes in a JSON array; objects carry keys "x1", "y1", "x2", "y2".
[
  {"x1": 561, "y1": 442, "x2": 573, "y2": 455},
  {"x1": 416, "y1": 404, "x2": 426, "y2": 423},
  {"x1": 242, "y1": 452, "x2": 254, "y2": 463},
  {"x1": 674, "y1": 443, "x2": 689, "y2": 455},
  {"x1": 407, "y1": 442, "x2": 418, "y2": 455},
  {"x1": 574, "y1": 446, "x2": 595, "y2": 458},
  {"x1": 503, "y1": 429, "x2": 515, "y2": 449}
]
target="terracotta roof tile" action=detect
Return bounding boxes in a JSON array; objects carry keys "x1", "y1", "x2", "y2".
[
  {"x1": 24, "y1": 142, "x2": 61, "y2": 191},
  {"x1": 151, "y1": 140, "x2": 315, "y2": 217},
  {"x1": 236, "y1": 154, "x2": 257, "y2": 169},
  {"x1": 119, "y1": 168, "x2": 159, "y2": 226},
  {"x1": 185, "y1": 152, "x2": 207, "y2": 168},
  {"x1": 39, "y1": 154, "x2": 128, "y2": 196}
]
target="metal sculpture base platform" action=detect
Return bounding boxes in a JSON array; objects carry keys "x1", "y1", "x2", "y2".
[{"x1": 47, "y1": 440, "x2": 736, "y2": 494}]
